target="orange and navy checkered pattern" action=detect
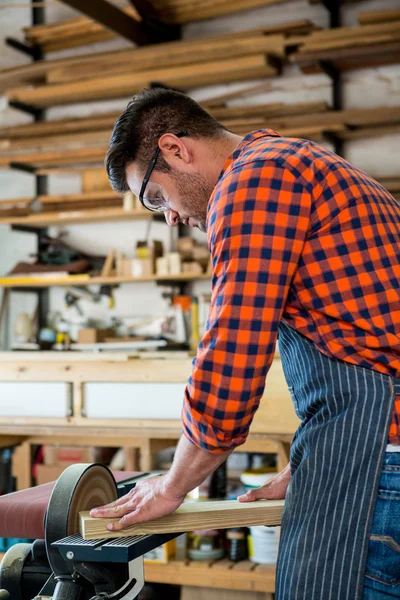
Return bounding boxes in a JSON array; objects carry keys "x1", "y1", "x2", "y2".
[{"x1": 182, "y1": 130, "x2": 400, "y2": 453}]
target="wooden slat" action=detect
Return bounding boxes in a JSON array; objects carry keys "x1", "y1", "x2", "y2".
[
  {"x1": 55, "y1": 0, "x2": 153, "y2": 46},
  {"x1": 151, "y1": 0, "x2": 290, "y2": 23},
  {"x1": 358, "y1": 9, "x2": 400, "y2": 26},
  {"x1": 0, "y1": 20, "x2": 313, "y2": 93},
  {"x1": 0, "y1": 207, "x2": 151, "y2": 228},
  {"x1": 80, "y1": 499, "x2": 284, "y2": 540},
  {"x1": 145, "y1": 558, "x2": 276, "y2": 592},
  {"x1": 0, "y1": 147, "x2": 106, "y2": 169},
  {"x1": 46, "y1": 34, "x2": 286, "y2": 84},
  {"x1": 291, "y1": 41, "x2": 400, "y2": 72},
  {"x1": 7, "y1": 55, "x2": 277, "y2": 108},
  {"x1": 0, "y1": 272, "x2": 211, "y2": 288},
  {"x1": 2, "y1": 104, "x2": 400, "y2": 169},
  {"x1": 0, "y1": 101, "x2": 327, "y2": 141}
]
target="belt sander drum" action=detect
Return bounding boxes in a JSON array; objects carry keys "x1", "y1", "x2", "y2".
[{"x1": 0, "y1": 463, "x2": 173, "y2": 600}]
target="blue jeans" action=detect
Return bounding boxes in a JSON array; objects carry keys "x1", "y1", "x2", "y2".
[{"x1": 363, "y1": 452, "x2": 400, "y2": 598}]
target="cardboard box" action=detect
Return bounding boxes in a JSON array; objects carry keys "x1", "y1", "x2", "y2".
[
  {"x1": 36, "y1": 464, "x2": 67, "y2": 486},
  {"x1": 77, "y1": 328, "x2": 114, "y2": 344},
  {"x1": 44, "y1": 445, "x2": 97, "y2": 465},
  {"x1": 144, "y1": 539, "x2": 176, "y2": 564},
  {"x1": 131, "y1": 258, "x2": 153, "y2": 278}
]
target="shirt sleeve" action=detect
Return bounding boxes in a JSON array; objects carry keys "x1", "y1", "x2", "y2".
[{"x1": 182, "y1": 159, "x2": 312, "y2": 453}]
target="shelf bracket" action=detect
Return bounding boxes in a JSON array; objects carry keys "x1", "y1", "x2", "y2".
[
  {"x1": 5, "y1": 38, "x2": 42, "y2": 60},
  {"x1": 321, "y1": 130, "x2": 344, "y2": 157},
  {"x1": 58, "y1": 0, "x2": 177, "y2": 46},
  {"x1": 128, "y1": 0, "x2": 180, "y2": 41},
  {"x1": 320, "y1": 0, "x2": 341, "y2": 28},
  {"x1": 318, "y1": 60, "x2": 342, "y2": 110},
  {"x1": 10, "y1": 161, "x2": 37, "y2": 174},
  {"x1": 9, "y1": 100, "x2": 44, "y2": 119}
]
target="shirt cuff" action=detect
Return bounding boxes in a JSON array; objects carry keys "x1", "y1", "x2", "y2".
[{"x1": 181, "y1": 396, "x2": 248, "y2": 454}]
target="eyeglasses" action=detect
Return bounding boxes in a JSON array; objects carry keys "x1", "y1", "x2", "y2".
[{"x1": 138, "y1": 130, "x2": 187, "y2": 212}]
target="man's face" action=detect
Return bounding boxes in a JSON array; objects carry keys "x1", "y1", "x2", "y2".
[{"x1": 125, "y1": 135, "x2": 217, "y2": 233}]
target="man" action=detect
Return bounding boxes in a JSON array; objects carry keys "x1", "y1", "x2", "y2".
[{"x1": 91, "y1": 88, "x2": 400, "y2": 600}]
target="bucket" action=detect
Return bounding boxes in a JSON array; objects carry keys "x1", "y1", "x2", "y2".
[{"x1": 248, "y1": 525, "x2": 280, "y2": 564}]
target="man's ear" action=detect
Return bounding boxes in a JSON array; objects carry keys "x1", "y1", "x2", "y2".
[{"x1": 158, "y1": 133, "x2": 191, "y2": 167}]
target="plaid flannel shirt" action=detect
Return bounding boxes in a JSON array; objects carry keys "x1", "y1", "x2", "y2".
[{"x1": 182, "y1": 130, "x2": 400, "y2": 453}]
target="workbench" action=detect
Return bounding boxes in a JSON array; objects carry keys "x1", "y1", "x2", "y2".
[{"x1": 0, "y1": 351, "x2": 299, "y2": 490}]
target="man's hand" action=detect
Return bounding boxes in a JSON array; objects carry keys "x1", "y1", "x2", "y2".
[
  {"x1": 238, "y1": 463, "x2": 291, "y2": 502},
  {"x1": 89, "y1": 474, "x2": 185, "y2": 532}
]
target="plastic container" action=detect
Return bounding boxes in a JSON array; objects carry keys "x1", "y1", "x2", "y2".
[
  {"x1": 187, "y1": 529, "x2": 225, "y2": 561},
  {"x1": 227, "y1": 527, "x2": 248, "y2": 562},
  {"x1": 248, "y1": 525, "x2": 281, "y2": 564},
  {"x1": 240, "y1": 469, "x2": 276, "y2": 490}
]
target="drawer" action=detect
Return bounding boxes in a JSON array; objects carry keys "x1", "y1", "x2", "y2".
[
  {"x1": 84, "y1": 382, "x2": 186, "y2": 420},
  {"x1": 0, "y1": 382, "x2": 71, "y2": 418}
]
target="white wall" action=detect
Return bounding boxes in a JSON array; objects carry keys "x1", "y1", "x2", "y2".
[{"x1": 0, "y1": 0, "x2": 399, "y2": 344}]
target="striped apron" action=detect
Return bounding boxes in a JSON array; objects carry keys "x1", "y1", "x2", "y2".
[{"x1": 275, "y1": 320, "x2": 397, "y2": 600}]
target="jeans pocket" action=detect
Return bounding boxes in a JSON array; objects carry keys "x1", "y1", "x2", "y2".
[{"x1": 364, "y1": 473, "x2": 400, "y2": 587}]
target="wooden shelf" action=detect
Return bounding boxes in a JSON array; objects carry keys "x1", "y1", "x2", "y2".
[
  {"x1": 0, "y1": 208, "x2": 152, "y2": 227},
  {"x1": 0, "y1": 273, "x2": 211, "y2": 288},
  {"x1": 145, "y1": 558, "x2": 276, "y2": 593}
]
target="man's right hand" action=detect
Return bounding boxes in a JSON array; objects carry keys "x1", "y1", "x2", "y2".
[{"x1": 237, "y1": 463, "x2": 291, "y2": 502}]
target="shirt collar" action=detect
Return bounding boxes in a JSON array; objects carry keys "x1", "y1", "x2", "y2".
[{"x1": 218, "y1": 129, "x2": 282, "y2": 182}]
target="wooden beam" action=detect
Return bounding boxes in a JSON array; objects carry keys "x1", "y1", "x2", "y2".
[
  {"x1": 145, "y1": 560, "x2": 276, "y2": 593},
  {"x1": 80, "y1": 499, "x2": 284, "y2": 539},
  {"x1": 358, "y1": 9, "x2": 400, "y2": 25},
  {"x1": 58, "y1": 0, "x2": 155, "y2": 46},
  {"x1": 7, "y1": 54, "x2": 277, "y2": 107}
]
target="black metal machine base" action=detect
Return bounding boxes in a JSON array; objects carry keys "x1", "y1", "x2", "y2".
[{"x1": 0, "y1": 466, "x2": 180, "y2": 600}]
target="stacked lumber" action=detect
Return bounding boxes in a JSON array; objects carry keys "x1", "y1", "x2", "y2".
[
  {"x1": 2, "y1": 20, "x2": 323, "y2": 107},
  {"x1": 0, "y1": 198, "x2": 32, "y2": 219},
  {"x1": 2, "y1": 103, "x2": 400, "y2": 170},
  {"x1": 0, "y1": 20, "x2": 317, "y2": 95},
  {"x1": 0, "y1": 100, "x2": 329, "y2": 168},
  {"x1": 150, "y1": 0, "x2": 291, "y2": 24},
  {"x1": 38, "y1": 191, "x2": 122, "y2": 212},
  {"x1": 23, "y1": 6, "x2": 141, "y2": 53},
  {"x1": 0, "y1": 192, "x2": 122, "y2": 219},
  {"x1": 22, "y1": 0, "x2": 293, "y2": 49},
  {"x1": 358, "y1": 9, "x2": 400, "y2": 26},
  {"x1": 291, "y1": 17, "x2": 400, "y2": 73}
]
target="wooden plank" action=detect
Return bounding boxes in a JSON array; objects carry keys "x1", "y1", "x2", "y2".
[
  {"x1": 291, "y1": 41, "x2": 400, "y2": 71},
  {"x1": 46, "y1": 34, "x2": 286, "y2": 84},
  {"x1": 82, "y1": 169, "x2": 111, "y2": 192},
  {"x1": 0, "y1": 147, "x2": 106, "y2": 169},
  {"x1": 181, "y1": 587, "x2": 273, "y2": 599},
  {"x1": 7, "y1": 55, "x2": 277, "y2": 108},
  {"x1": 0, "y1": 207, "x2": 150, "y2": 227},
  {"x1": 80, "y1": 499, "x2": 284, "y2": 539},
  {"x1": 358, "y1": 9, "x2": 400, "y2": 26},
  {"x1": 0, "y1": 273, "x2": 210, "y2": 287},
  {"x1": 145, "y1": 559, "x2": 276, "y2": 592},
  {"x1": 56, "y1": 0, "x2": 153, "y2": 46},
  {"x1": 38, "y1": 191, "x2": 119, "y2": 205},
  {"x1": 151, "y1": 0, "x2": 291, "y2": 23}
]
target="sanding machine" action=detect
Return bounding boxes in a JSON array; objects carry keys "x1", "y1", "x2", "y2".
[{"x1": 0, "y1": 463, "x2": 179, "y2": 600}]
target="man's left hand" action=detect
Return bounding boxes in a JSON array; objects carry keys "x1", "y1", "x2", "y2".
[{"x1": 89, "y1": 474, "x2": 185, "y2": 532}]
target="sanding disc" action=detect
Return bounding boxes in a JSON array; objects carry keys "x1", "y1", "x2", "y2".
[{"x1": 45, "y1": 463, "x2": 118, "y2": 576}]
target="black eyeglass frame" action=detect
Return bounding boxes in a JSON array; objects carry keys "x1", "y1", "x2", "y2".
[{"x1": 138, "y1": 130, "x2": 187, "y2": 212}]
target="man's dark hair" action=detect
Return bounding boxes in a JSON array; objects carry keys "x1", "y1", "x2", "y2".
[{"x1": 105, "y1": 87, "x2": 227, "y2": 193}]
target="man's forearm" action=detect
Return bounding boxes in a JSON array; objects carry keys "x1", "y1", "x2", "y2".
[{"x1": 163, "y1": 435, "x2": 232, "y2": 498}]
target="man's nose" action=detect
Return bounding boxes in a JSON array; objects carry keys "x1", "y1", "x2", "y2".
[{"x1": 164, "y1": 209, "x2": 180, "y2": 227}]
